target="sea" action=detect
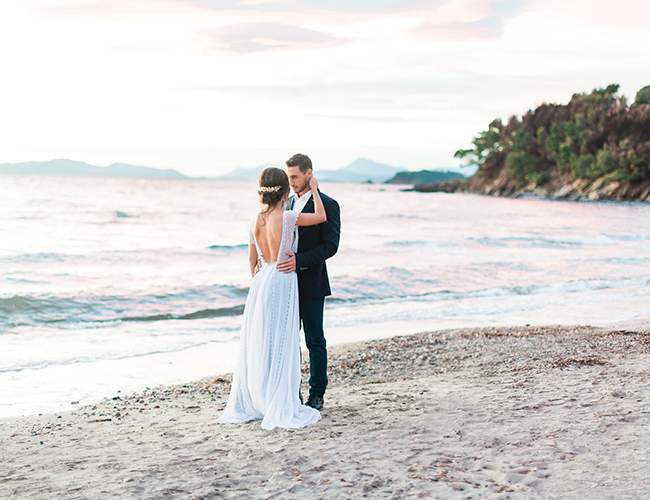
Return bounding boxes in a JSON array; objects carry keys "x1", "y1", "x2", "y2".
[{"x1": 2, "y1": 175, "x2": 650, "y2": 417}]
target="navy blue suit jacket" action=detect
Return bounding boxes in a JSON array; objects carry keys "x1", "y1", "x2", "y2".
[{"x1": 294, "y1": 190, "x2": 340, "y2": 299}]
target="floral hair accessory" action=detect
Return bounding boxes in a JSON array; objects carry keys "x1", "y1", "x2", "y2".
[{"x1": 259, "y1": 185, "x2": 282, "y2": 193}]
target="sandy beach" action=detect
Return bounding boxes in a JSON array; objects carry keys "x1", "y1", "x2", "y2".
[{"x1": 2, "y1": 325, "x2": 650, "y2": 499}]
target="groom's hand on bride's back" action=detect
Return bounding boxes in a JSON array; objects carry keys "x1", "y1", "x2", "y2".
[{"x1": 277, "y1": 252, "x2": 296, "y2": 273}]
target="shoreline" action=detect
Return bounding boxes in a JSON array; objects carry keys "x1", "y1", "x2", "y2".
[
  {"x1": 409, "y1": 181, "x2": 650, "y2": 204},
  {"x1": 2, "y1": 324, "x2": 650, "y2": 498},
  {"x1": 6, "y1": 313, "x2": 650, "y2": 420}
]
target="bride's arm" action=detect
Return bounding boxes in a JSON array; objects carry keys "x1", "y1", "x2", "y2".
[
  {"x1": 249, "y1": 243, "x2": 259, "y2": 277},
  {"x1": 296, "y1": 176, "x2": 326, "y2": 226}
]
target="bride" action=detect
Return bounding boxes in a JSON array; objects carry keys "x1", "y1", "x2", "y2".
[{"x1": 217, "y1": 167, "x2": 326, "y2": 429}]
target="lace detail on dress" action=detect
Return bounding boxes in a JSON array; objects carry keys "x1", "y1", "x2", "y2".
[{"x1": 279, "y1": 210, "x2": 300, "y2": 262}]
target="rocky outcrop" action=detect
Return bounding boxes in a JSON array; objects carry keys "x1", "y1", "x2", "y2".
[{"x1": 413, "y1": 169, "x2": 650, "y2": 202}]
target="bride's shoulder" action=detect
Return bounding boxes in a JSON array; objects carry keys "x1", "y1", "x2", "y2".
[{"x1": 251, "y1": 212, "x2": 269, "y2": 230}]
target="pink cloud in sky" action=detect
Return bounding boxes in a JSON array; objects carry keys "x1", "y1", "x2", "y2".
[
  {"x1": 184, "y1": 0, "x2": 444, "y2": 14},
  {"x1": 43, "y1": 0, "x2": 650, "y2": 34},
  {"x1": 39, "y1": 0, "x2": 532, "y2": 49},
  {"x1": 537, "y1": 0, "x2": 650, "y2": 29},
  {"x1": 208, "y1": 22, "x2": 347, "y2": 53},
  {"x1": 41, "y1": 0, "x2": 183, "y2": 18},
  {"x1": 411, "y1": 0, "x2": 529, "y2": 41}
]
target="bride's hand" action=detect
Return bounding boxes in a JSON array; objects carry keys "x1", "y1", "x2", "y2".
[{"x1": 309, "y1": 175, "x2": 319, "y2": 191}]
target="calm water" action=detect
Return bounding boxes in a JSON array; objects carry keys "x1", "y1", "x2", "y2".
[{"x1": 2, "y1": 175, "x2": 650, "y2": 416}]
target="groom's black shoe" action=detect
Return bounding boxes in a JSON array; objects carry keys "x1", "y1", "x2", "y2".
[{"x1": 306, "y1": 395, "x2": 324, "y2": 410}]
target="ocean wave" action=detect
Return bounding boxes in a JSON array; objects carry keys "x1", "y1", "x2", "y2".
[
  {"x1": 332, "y1": 267, "x2": 440, "y2": 303},
  {"x1": 456, "y1": 276, "x2": 650, "y2": 300},
  {"x1": 0, "y1": 284, "x2": 249, "y2": 329},
  {"x1": 1, "y1": 252, "x2": 67, "y2": 264},
  {"x1": 471, "y1": 235, "x2": 616, "y2": 248},
  {"x1": 0, "y1": 295, "x2": 95, "y2": 324},
  {"x1": 608, "y1": 234, "x2": 650, "y2": 242},
  {"x1": 115, "y1": 211, "x2": 137, "y2": 218},
  {"x1": 385, "y1": 240, "x2": 457, "y2": 248},
  {"x1": 388, "y1": 214, "x2": 432, "y2": 221},
  {"x1": 0, "y1": 247, "x2": 233, "y2": 265},
  {"x1": 208, "y1": 244, "x2": 249, "y2": 251},
  {"x1": 326, "y1": 275, "x2": 650, "y2": 309},
  {"x1": 6, "y1": 270, "x2": 648, "y2": 331},
  {"x1": 122, "y1": 305, "x2": 245, "y2": 322}
]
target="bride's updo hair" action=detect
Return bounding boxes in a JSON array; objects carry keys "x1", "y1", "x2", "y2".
[{"x1": 258, "y1": 167, "x2": 290, "y2": 219}]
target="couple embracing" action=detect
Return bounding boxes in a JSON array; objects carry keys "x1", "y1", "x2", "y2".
[{"x1": 218, "y1": 154, "x2": 341, "y2": 430}]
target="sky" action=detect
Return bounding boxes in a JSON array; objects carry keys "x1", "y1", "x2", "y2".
[{"x1": 1, "y1": 0, "x2": 649, "y2": 177}]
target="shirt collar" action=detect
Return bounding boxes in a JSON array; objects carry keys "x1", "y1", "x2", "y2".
[{"x1": 293, "y1": 189, "x2": 312, "y2": 212}]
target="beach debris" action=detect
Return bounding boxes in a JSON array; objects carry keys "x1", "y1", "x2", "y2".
[{"x1": 548, "y1": 357, "x2": 607, "y2": 369}]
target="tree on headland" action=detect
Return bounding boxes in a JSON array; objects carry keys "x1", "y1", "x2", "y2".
[
  {"x1": 455, "y1": 84, "x2": 650, "y2": 189},
  {"x1": 636, "y1": 86, "x2": 650, "y2": 106}
]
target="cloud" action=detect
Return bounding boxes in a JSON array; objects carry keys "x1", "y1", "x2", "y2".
[
  {"x1": 41, "y1": 0, "x2": 178, "y2": 17},
  {"x1": 208, "y1": 22, "x2": 344, "y2": 53},
  {"x1": 412, "y1": 0, "x2": 529, "y2": 41},
  {"x1": 187, "y1": 0, "x2": 445, "y2": 14},
  {"x1": 536, "y1": 0, "x2": 650, "y2": 29}
]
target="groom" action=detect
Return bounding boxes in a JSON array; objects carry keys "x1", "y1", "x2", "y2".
[{"x1": 277, "y1": 153, "x2": 341, "y2": 410}]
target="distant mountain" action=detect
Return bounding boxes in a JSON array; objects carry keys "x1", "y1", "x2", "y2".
[
  {"x1": 318, "y1": 158, "x2": 406, "y2": 183},
  {"x1": 386, "y1": 170, "x2": 465, "y2": 185},
  {"x1": 0, "y1": 159, "x2": 188, "y2": 179},
  {"x1": 217, "y1": 163, "x2": 282, "y2": 181},
  {"x1": 218, "y1": 158, "x2": 407, "y2": 183}
]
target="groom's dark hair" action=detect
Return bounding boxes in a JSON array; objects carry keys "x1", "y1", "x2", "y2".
[{"x1": 286, "y1": 153, "x2": 312, "y2": 174}]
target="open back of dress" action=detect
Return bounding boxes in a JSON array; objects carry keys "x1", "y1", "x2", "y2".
[{"x1": 217, "y1": 210, "x2": 321, "y2": 430}]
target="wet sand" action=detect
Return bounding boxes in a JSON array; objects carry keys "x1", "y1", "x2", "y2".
[{"x1": 2, "y1": 325, "x2": 650, "y2": 499}]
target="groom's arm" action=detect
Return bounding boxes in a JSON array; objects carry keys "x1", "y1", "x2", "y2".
[{"x1": 294, "y1": 198, "x2": 340, "y2": 271}]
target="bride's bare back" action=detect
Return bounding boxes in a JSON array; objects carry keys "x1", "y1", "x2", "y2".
[{"x1": 254, "y1": 210, "x2": 285, "y2": 264}]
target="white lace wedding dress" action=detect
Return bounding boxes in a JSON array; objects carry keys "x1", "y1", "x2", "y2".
[{"x1": 217, "y1": 209, "x2": 321, "y2": 430}]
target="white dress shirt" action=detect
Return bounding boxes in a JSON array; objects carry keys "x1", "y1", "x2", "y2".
[{"x1": 292, "y1": 190, "x2": 312, "y2": 213}]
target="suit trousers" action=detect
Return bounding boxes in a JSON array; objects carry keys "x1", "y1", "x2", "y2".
[{"x1": 299, "y1": 297, "x2": 327, "y2": 398}]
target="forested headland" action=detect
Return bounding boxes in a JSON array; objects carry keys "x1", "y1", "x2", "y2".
[
  {"x1": 386, "y1": 170, "x2": 464, "y2": 185},
  {"x1": 416, "y1": 84, "x2": 650, "y2": 201}
]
